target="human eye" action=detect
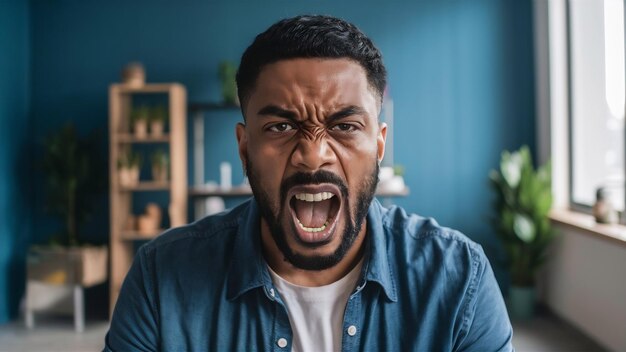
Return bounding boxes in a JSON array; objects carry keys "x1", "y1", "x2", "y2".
[
  {"x1": 330, "y1": 123, "x2": 357, "y2": 132},
  {"x1": 267, "y1": 122, "x2": 295, "y2": 133}
]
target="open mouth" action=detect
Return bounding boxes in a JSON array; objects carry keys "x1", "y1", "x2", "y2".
[{"x1": 287, "y1": 184, "x2": 342, "y2": 244}]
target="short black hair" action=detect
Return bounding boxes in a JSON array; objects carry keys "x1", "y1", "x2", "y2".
[{"x1": 236, "y1": 15, "x2": 387, "y2": 115}]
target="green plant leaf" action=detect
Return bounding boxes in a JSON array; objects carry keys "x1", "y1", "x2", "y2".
[
  {"x1": 513, "y1": 213, "x2": 535, "y2": 243},
  {"x1": 41, "y1": 123, "x2": 106, "y2": 245},
  {"x1": 500, "y1": 150, "x2": 522, "y2": 189}
]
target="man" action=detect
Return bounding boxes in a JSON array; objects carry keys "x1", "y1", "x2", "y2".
[{"x1": 106, "y1": 15, "x2": 513, "y2": 351}]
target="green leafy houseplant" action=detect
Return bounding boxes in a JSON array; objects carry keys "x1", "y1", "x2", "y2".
[
  {"x1": 41, "y1": 123, "x2": 105, "y2": 246},
  {"x1": 150, "y1": 149, "x2": 169, "y2": 182},
  {"x1": 28, "y1": 123, "x2": 108, "y2": 313},
  {"x1": 489, "y1": 145, "x2": 555, "y2": 287},
  {"x1": 130, "y1": 105, "x2": 150, "y2": 124},
  {"x1": 117, "y1": 150, "x2": 141, "y2": 169},
  {"x1": 219, "y1": 61, "x2": 239, "y2": 106},
  {"x1": 117, "y1": 150, "x2": 142, "y2": 187},
  {"x1": 130, "y1": 105, "x2": 150, "y2": 137},
  {"x1": 149, "y1": 105, "x2": 168, "y2": 136}
]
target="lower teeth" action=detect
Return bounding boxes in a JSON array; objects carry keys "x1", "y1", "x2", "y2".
[{"x1": 297, "y1": 219, "x2": 329, "y2": 233}]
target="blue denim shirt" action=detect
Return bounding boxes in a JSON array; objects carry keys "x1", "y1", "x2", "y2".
[{"x1": 105, "y1": 198, "x2": 513, "y2": 351}]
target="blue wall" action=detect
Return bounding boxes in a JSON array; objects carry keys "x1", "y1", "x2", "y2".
[
  {"x1": 7, "y1": 0, "x2": 534, "y2": 320},
  {"x1": 0, "y1": 0, "x2": 31, "y2": 323}
]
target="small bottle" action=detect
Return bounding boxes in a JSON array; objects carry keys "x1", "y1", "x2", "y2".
[
  {"x1": 220, "y1": 162, "x2": 232, "y2": 190},
  {"x1": 592, "y1": 187, "x2": 618, "y2": 224}
]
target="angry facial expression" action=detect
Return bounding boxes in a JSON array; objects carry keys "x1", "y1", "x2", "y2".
[{"x1": 236, "y1": 58, "x2": 386, "y2": 270}]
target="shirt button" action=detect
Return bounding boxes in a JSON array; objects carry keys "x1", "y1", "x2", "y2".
[
  {"x1": 277, "y1": 338, "x2": 288, "y2": 348},
  {"x1": 347, "y1": 325, "x2": 357, "y2": 336},
  {"x1": 269, "y1": 288, "x2": 275, "y2": 298}
]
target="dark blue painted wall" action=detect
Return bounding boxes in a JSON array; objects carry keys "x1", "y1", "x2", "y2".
[
  {"x1": 2, "y1": 0, "x2": 534, "y2": 321},
  {"x1": 0, "y1": 0, "x2": 31, "y2": 323}
]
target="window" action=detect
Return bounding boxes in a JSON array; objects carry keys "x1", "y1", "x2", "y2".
[{"x1": 568, "y1": 0, "x2": 625, "y2": 211}]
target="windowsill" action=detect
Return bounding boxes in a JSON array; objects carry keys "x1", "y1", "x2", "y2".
[{"x1": 549, "y1": 208, "x2": 626, "y2": 248}]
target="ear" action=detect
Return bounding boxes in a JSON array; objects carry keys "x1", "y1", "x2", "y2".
[
  {"x1": 377, "y1": 122, "x2": 387, "y2": 163},
  {"x1": 236, "y1": 123, "x2": 248, "y2": 173}
]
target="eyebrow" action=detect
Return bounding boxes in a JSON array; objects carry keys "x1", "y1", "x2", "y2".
[
  {"x1": 257, "y1": 105, "x2": 298, "y2": 120},
  {"x1": 256, "y1": 104, "x2": 366, "y2": 123},
  {"x1": 326, "y1": 106, "x2": 366, "y2": 124}
]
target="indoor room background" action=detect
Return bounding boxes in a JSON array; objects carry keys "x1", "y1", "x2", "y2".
[{"x1": 0, "y1": 0, "x2": 535, "y2": 324}]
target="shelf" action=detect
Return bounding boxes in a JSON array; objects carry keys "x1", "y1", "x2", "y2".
[
  {"x1": 189, "y1": 102, "x2": 240, "y2": 113},
  {"x1": 376, "y1": 186, "x2": 410, "y2": 197},
  {"x1": 120, "y1": 230, "x2": 164, "y2": 241},
  {"x1": 189, "y1": 186, "x2": 410, "y2": 198},
  {"x1": 550, "y1": 208, "x2": 626, "y2": 248},
  {"x1": 115, "y1": 83, "x2": 183, "y2": 94},
  {"x1": 189, "y1": 185, "x2": 253, "y2": 197},
  {"x1": 119, "y1": 181, "x2": 170, "y2": 192},
  {"x1": 116, "y1": 133, "x2": 170, "y2": 143}
]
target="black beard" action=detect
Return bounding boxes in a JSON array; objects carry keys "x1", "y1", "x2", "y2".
[{"x1": 246, "y1": 157, "x2": 379, "y2": 271}]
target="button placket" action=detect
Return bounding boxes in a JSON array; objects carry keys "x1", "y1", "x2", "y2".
[
  {"x1": 271, "y1": 291, "x2": 292, "y2": 352},
  {"x1": 342, "y1": 283, "x2": 363, "y2": 351}
]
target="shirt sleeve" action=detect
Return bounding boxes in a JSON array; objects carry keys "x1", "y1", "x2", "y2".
[
  {"x1": 104, "y1": 246, "x2": 159, "y2": 352},
  {"x1": 455, "y1": 248, "x2": 514, "y2": 352}
]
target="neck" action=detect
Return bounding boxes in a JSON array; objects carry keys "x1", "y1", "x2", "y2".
[{"x1": 261, "y1": 219, "x2": 367, "y2": 287}]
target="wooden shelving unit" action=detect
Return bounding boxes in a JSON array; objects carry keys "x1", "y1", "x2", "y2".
[
  {"x1": 119, "y1": 181, "x2": 171, "y2": 192},
  {"x1": 119, "y1": 230, "x2": 166, "y2": 241},
  {"x1": 108, "y1": 83, "x2": 187, "y2": 315},
  {"x1": 116, "y1": 134, "x2": 170, "y2": 143}
]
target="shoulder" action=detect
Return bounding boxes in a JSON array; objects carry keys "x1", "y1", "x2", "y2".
[
  {"x1": 382, "y1": 206, "x2": 489, "y2": 291},
  {"x1": 377, "y1": 204, "x2": 498, "y2": 325},
  {"x1": 382, "y1": 205, "x2": 484, "y2": 252}
]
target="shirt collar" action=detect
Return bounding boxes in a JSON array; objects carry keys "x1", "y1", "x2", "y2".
[
  {"x1": 226, "y1": 200, "x2": 273, "y2": 300},
  {"x1": 226, "y1": 198, "x2": 398, "y2": 302},
  {"x1": 362, "y1": 198, "x2": 398, "y2": 302}
]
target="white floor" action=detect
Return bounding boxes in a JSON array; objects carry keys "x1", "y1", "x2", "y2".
[
  {"x1": 0, "y1": 316, "x2": 108, "y2": 352},
  {"x1": 512, "y1": 312, "x2": 606, "y2": 352},
  {"x1": 0, "y1": 311, "x2": 607, "y2": 352}
]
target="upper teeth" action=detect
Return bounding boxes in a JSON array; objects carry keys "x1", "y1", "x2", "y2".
[{"x1": 294, "y1": 192, "x2": 335, "y2": 202}]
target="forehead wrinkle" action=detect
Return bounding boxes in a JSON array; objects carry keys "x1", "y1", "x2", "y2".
[{"x1": 251, "y1": 58, "x2": 377, "y2": 126}]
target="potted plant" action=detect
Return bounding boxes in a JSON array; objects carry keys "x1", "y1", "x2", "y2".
[
  {"x1": 489, "y1": 145, "x2": 555, "y2": 319},
  {"x1": 219, "y1": 61, "x2": 239, "y2": 106},
  {"x1": 151, "y1": 149, "x2": 169, "y2": 183},
  {"x1": 150, "y1": 105, "x2": 167, "y2": 137},
  {"x1": 130, "y1": 105, "x2": 149, "y2": 138},
  {"x1": 118, "y1": 150, "x2": 141, "y2": 187},
  {"x1": 27, "y1": 123, "x2": 108, "y2": 327}
]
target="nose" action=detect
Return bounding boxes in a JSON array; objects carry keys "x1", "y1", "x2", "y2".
[{"x1": 290, "y1": 136, "x2": 337, "y2": 172}]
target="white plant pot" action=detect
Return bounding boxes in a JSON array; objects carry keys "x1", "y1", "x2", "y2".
[
  {"x1": 507, "y1": 285, "x2": 536, "y2": 320},
  {"x1": 119, "y1": 166, "x2": 139, "y2": 187},
  {"x1": 150, "y1": 121, "x2": 164, "y2": 137},
  {"x1": 134, "y1": 120, "x2": 148, "y2": 138},
  {"x1": 152, "y1": 165, "x2": 168, "y2": 183}
]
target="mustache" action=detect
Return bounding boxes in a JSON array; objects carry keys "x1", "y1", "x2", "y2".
[{"x1": 280, "y1": 170, "x2": 349, "y2": 203}]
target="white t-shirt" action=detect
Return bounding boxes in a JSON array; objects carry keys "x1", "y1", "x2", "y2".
[{"x1": 268, "y1": 261, "x2": 363, "y2": 352}]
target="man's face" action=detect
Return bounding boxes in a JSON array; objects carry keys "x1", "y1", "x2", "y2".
[{"x1": 236, "y1": 58, "x2": 386, "y2": 271}]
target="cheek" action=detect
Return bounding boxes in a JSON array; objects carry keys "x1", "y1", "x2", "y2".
[
  {"x1": 333, "y1": 135, "x2": 379, "y2": 175},
  {"x1": 248, "y1": 140, "x2": 291, "y2": 195}
]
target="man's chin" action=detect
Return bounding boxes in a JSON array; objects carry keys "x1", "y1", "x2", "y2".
[{"x1": 273, "y1": 218, "x2": 351, "y2": 270}]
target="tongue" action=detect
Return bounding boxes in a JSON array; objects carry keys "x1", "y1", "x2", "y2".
[{"x1": 293, "y1": 198, "x2": 332, "y2": 228}]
